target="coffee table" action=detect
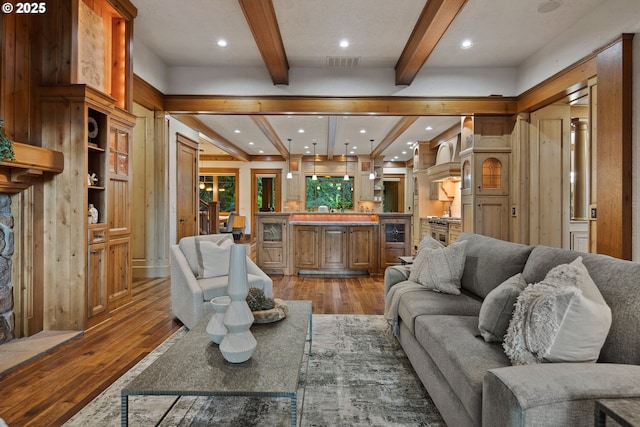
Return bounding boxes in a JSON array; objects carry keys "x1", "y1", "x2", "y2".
[{"x1": 121, "y1": 300, "x2": 312, "y2": 427}]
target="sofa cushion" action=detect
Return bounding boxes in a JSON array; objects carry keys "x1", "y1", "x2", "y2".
[
  {"x1": 409, "y1": 234, "x2": 444, "y2": 283},
  {"x1": 196, "y1": 238, "x2": 233, "y2": 278},
  {"x1": 522, "y1": 245, "x2": 640, "y2": 364},
  {"x1": 478, "y1": 273, "x2": 528, "y2": 342},
  {"x1": 410, "y1": 240, "x2": 468, "y2": 295},
  {"x1": 398, "y1": 288, "x2": 482, "y2": 335},
  {"x1": 414, "y1": 315, "x2": 510, "y2": 422},
  {"x1": 199, "y1": 273, "x2": 268, "y2": 301},
  {"x1": 504, "y1": 257, "x2": 612, "y2": 365},
  {"x1": 457, "y1": 232, "x2": 534, "y2": 299}
]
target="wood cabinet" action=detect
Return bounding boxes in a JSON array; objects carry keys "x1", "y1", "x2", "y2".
[
  {"x1": 256, "y1": 213, "x2": 290, "y2": 274},
  {"x1": 460, "y1": 117, "x2": 512, "y2": 241},
  {"x1": 293, "y1": 225, "x2": 319, "y2": 270},
  {"x1": 293, "y1": 224, "x2": 375, "y2": 273},
  {"x1": 41, "y1": 85, "x2": 135, "y2": 329},
  {"x1": 378, "y1": 214, "x2": 412, "y2": 271},
  {"x1": 349, "y1": 226, "x2": 374, "y2": 269},
  {"x1": 285, "y1": 155, "x2": 302, "y2": 201},
  {"x1": 320, "y1": 226, "x2": 348, "y2": 269}
]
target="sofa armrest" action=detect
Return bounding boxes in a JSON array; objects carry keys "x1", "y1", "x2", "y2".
[
  {"x1": 384, "y1": 265, "x2": 411, "y2": 295},
  {"x1": 170, "y1": 245, "x2": 206, "y2": 329},
  {"x1": 483, "y1": 363, "x2": 640, "y2": 427}
]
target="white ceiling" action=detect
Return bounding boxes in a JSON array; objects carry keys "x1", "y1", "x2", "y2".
[{"x1": 132, "y1": 0, "x2": 606, "y2": 161}]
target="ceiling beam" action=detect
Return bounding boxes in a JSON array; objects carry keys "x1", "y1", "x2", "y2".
[
  {"x1": 238, "y1": 0, "x2": 289, "y2": 85},
  {"x1": 395, "y1": 0, "x2": 468, "y2": 85},
  {"x1": 250, "y1": 116, "x2": 289, "y2": 158},
  {"x1": 372, "y1": 116, "x2": 418, "y2": 158},
  {"x1": 173, "y1": 115, "x2": 251, "y2": 162},
  {"x1": 164, "y1": 95, "x2": 517, "y2": 116}
]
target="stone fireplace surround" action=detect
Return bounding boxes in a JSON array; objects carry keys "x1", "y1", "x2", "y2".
[{"x1": 0, "y1": 194, "x2": 12, "y2": 344}]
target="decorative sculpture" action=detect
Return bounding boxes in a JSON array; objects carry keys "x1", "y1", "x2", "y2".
[{"x1": 219, "y1": 244, "x2": 256, "y2": 363}]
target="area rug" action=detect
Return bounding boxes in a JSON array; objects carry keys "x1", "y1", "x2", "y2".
[{"x1": 64, "y1": 315, "x2": 446, "y2": 426}]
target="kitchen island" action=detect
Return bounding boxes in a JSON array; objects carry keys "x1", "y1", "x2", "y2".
[{"x1": 255, "y1": 212, "x2": 412, "y2": 275}]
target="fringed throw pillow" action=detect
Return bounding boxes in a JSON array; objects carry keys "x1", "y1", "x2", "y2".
[{"x1": 503, "y1": 257, "x2": 611, "y2": 365}]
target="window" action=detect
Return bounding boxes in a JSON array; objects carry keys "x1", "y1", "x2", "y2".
[
  {"x1": 481, "y1": 158, "x2": 501, "y2": 189},
  {"x1": 199, "y1": 174, "x2": 236, "y2": 212},
  {"x1": 305, "y1": 176, "x2": 353, "y2": 211}
]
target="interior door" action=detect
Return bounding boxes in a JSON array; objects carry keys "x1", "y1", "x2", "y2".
[
  {"x1": 529, "y1": 104, "x2": 571, "y2": 248},
  {"x1": 176, "y1": 134, "x2": 199, "y2": 241}
]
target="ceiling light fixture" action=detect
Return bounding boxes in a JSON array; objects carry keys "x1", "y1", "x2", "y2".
[
  {"x1": 537, "y1": 0, "x2": 562, "y2": 14},
  {"x1": 369, "y1": 139, "x2": 376, "y2": 180},
  {"x1": 460, "y1": 39, "x2": 473, "y2": 49},
  {"x1": 217, "y1": 39, "x2": 228, "y2": 48},
  {"x1": 312, "y1": 142, "x2": 318, "y2": 181},
  {"x1": 286, "y1": 138, "x2": 293, "y2": 179},
  {"x1": 344, "y1": 142, "x2": 349, "y2": 181},
  {"x1": 339, "y1": 39, "x2": 349, "y2": 48}
]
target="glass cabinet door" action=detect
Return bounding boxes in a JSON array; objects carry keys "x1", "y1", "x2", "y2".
[
  {"x1": 262, "y1": 222, "x2": 283, "y2": 242},
  {"x1": 385, "y1": 223, "x2": 405, "y2": 243}
]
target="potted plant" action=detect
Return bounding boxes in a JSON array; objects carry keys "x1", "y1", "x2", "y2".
[{"x1": 0, "y1": 120, "x2": 16, "y2": 161}]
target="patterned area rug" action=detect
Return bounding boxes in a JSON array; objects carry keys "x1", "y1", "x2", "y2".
[{"x1": 64, "y1": 315, "x2": 445, "y2": 426}]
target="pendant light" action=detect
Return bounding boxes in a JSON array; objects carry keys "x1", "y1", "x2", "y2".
[
  {"x1": 368, "y1": 139, "x2": 376, "y2": 180},
  {"x1": 312, "y1": 142, "x2": 318, "y2": 181},
  {"x1": 343, "y1": 142, "x2": 349, "y2": 181},
  {"x1": 286, "y1": 138, "x2": 293, "y2": 179}
]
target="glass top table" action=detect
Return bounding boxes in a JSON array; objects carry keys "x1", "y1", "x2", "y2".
[{"x1": 121, "y1": 300, "x2": 312, "y2": 427}]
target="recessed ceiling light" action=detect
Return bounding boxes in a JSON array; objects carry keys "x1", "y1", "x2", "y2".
[
  {"x1": 248, "y1": 141, "x2": 254, "y2": 145},
  {"x1": 298, "y1": 129, "x2": 305, "y2": 133},
  {"x1": 359, "y1": 129, "x2": 366, "y2": 134},
  {"x1": 217, "y1": 39, "x2": 228, "y2": 48},
  {"x1": 339, "y1": 39, "x2": 349, "y2": 48},
  {"x1": 402, "y1": 151, "x2": 407, "y2": 155},
  {"x1": 234, "y1": 129, "x2": 241, "y2": 133},
  {"x1": 406, "y1": 141, "x2": 413, "y2": 145},
  {"x1": 460, "y1": 39, "x2": 473, "y2": 49},
  {"x1": 259, "y1": 149, "x2": 264, "y2": 154},
  {"x1": 537, "y1": 0, "x2": 562, "y2": 13},
  {"x1": 425, "y1": 126, "x2": 433, "y2": 131}
]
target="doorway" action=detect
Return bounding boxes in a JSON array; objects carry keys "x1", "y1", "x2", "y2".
[
  {"x1": 251, "y1": 169, "x2": 282, "y2": 237},
  {"x1": 383, "y1": 175, "x2": 405, "y2": 213}
]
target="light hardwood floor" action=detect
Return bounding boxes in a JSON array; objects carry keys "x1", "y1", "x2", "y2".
[{"x1": 0, "y1": 269, "x2": 386, "y2": 426}]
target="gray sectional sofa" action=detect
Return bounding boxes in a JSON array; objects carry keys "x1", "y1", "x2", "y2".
[{"x1": 384, "y1": 232, "x2": 640, "y2": 427}]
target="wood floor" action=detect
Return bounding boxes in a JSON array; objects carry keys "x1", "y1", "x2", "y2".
[{"x1": 0, "y1": 272, "x2": 385, "y2": 426}]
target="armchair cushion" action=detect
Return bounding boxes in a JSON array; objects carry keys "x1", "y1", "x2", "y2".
[{"x1": 196, "y1": 238, "x2": 233, "y2": 278}]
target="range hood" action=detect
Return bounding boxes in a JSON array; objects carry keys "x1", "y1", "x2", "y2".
[{"x1": 427, "y1": 161, "x2": 461, "y2": 182}]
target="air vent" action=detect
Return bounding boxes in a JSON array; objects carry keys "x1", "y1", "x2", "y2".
[{"x1": 326, "y1": 56, "x2": 360, "y2": 68}]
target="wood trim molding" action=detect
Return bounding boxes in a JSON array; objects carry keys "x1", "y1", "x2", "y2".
[
  {"x1": 238, "y1": 0, "x2": 289, "y2": 85},
  {"x1": 133, "y1": 74, "x2": 164, "y2": 111},
  {"x1": 395, "y1": 0, "x2": 468, "y2": 85}
]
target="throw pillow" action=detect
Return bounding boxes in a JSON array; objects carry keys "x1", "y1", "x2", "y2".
[
  {"x1": 503, "y1": 256, "x2": 612, "y2": 365},
  {"x1": 477, "y1": 273, "x2": 528, "y2": 342},
  {"x1": 413, "y1": 240, "x2": 468, "y2": 295},
  {"x1": 408, "y1": 234, "x2": 444, "y2": 283},
  {"x1": 196, "y1": 238, "x2": 234, "y2": 278}
]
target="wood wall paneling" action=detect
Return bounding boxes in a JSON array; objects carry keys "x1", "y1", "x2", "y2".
[{"x1": 595, "y1": 35, "x2": 633, "y2": 259}]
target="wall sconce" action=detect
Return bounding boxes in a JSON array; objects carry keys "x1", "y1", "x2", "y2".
[{"x1": 286, "y1": 138, "x2": 293, "y2": 179}]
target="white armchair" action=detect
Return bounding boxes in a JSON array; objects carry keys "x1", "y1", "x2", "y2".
[{"x1": 170, "y1": 234, "x2": 273, "y2": 329}]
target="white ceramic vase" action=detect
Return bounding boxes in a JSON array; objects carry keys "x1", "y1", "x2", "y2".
[
  {"x1": 219, "y1": 244, "x2": 256, "y2": 363},
  {"x1": 206, "y1": 296, "x2": 231, "y2": 344}
]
